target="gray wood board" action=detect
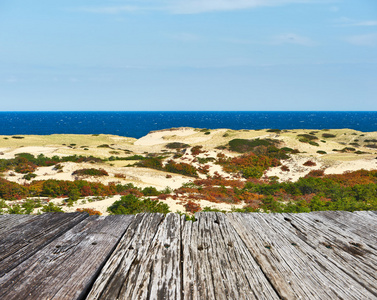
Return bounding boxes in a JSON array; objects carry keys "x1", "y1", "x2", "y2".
[
  {"x1": 0, "y1": 212, "x2": 89, "y2": 277},
  {"x1": 268, "y1": 213, "x2": 377, "y2": 297},
  {"x1": 86, "y1": 213, "x2": 167, "y2": 300},
  {"x1": 227, "y1": 213, "x2": 376, "y2": 299},
  {"x1": 0, "y1": 214, "x2": 36, "y2": 232},
  {"x1": 182, "y1": 212, "x2": 279, "y2": 300},
  {"x1": 0, "y1": 215, "x2": 134, "y2": 300},
  {"x1": 310, "y1": 211, "x2": 377, "y2": 244}
]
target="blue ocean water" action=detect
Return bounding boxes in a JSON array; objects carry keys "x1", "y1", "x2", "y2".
[{"x1": 0, "y1": 112, "x2": 376, "y2": 139}]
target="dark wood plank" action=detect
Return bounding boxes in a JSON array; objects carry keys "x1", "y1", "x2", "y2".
[
  {"x1": 86, "y1": 213, "x2": 165, "y2": 300},
  {"x1": 182, "y1": 212, "x2": 279, "y2": 300},
  {"x1": 273, "y1": 213, "x2": 377, "y2": 297},
  {"x1": 227, "y1": 213, "x2": 376, "y2": 299},
  {"x1": 0, "y1": 212, "x2": 89, "y2": 277},
  {"x1": 0, "y1": 215, "x2": 134, "y2": 300},
  {"x1": 0, "y1": 214, "x2": 36, "y2": 233}
]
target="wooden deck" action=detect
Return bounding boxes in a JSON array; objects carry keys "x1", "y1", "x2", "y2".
[{"x1": 0, "y1": 211, "x2": 376, "y2": 299}]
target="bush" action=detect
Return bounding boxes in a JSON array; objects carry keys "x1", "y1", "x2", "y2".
[
  {"x1": 23, "y1": 173, "x2": 37, "y2": 181},
  {"x1": 297, "y1": 134, "x2": 318, "y2": 141},
  {"x1": 242, "y1": 167, "x2": 264, "y2": 179},
  {"x1": 165, "y1": 142, "x2": 190, "y2": 149},
  {"x1": 107, "y1": 194, "x2": 170, "y2": 214},
  {"x1": 76, "y1": 208, "x2": 101, "y2": 215},
  {"x1": 191, "y1": 146, "x2": 204, "y2": 156},
  {"x1": 72, "y1": 168, "x2": 109, "y2": 177},
  {"x1": 228, "y1": 138, "x2": 277, "y2": 153},
  {"x1": 184, "y1": 200, "x2": 201, "y2": 214},
  {"x1": 41, "y1": 202, "x2": 64, "y2": 213},
  {"x1": 303, "y1": 160, "x2": 316, "y2": 167},
  {"x1": 322, "y1": 133, "x2": 336, "y2": 138},
  {"x1": 267, "y1": 129, "x2": 281, "y2": 133},
  {"x1": 281, "y1": 165, "x2": 290, "y2": 172},
  {"x1": 305, "y1": 169, "x2": 325, "y2": 178},
  {"x1": 317, "y1": 150, "x2": 327, "y2": 154},
  {"x1": 164, "y1": 160, "x2": 198, "y2": 177},
  {"x1": 142, "y1": 186, "x2": 160, "y2": 196}
]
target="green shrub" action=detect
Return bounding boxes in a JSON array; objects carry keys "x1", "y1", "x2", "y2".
[
  {"x1": 317, "y1": 150, "x2": 327, "y2": 154},
  {"x1": 242, "y1": 167, "x2": 264, "y2": 179},
  {"x1": 72, "y1": 168, "x2": 109, "y2": 176},
  {"x1": 164, "y1": 160, "x2": 198, "y2": 177},
  {"x1": 267, "y1": 129, "x2": 281, "y2": 133},
  {"x1": 322, "y1": 133, "x2": 336, "y2": 138},
  {"x1": 309, "y1": 141, "x2": 320, "y2": 147},
  {"x1": 165, "y1": 142, "x2": 190, "y2": 149},
  {"x1": 142, "y1": 186, "x2": 160, "y2": 196},
  {"x1": 228, "y1": 138, "x2": 277, "y2": 153},
  {"x1": 41, "y1": 202, "x2": 64, "y2": 213},
  {"x1": 23, "y1": 173, "x2": 37, "y2": 181},
  {"x1": 107, "y1": 194, "x2": 170, "y2": 215},
  {"x1": 8, "y1": 204, "x2": 24, "y2": 214},
  {"x1": 297, "y1": 134, "x2": 318, "y2": 140}
]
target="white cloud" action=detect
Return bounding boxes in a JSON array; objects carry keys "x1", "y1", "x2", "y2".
[
  {"x1": 169, "y1": 0, "x2": 322, "y2": 14},
  {"x1": 272, "y1": 33, "x2": 317, "y2": 46},
  {"x1": 334, "y1": 17, "x2": 377, "y2": 27},
  {"x1": 344, "y1": 33, "x2": 377, "y2": 46},
  {"x1": 75, "y1": 0, "x2": 331, "y2": 15}
]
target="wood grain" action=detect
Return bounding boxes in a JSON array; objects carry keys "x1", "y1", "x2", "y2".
[
  {"x1": 0, "y1": 215, "x2": 133, "y2": 300},
  {"x1": 227, "y1": 213, "x2": 376, "y2": 299},
  {"x1": 0, "y1": 212, "x2": 89, "y2": 277}
]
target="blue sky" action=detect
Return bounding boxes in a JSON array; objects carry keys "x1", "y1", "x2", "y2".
[{"x1": 0, "y1": 0, "x2": 376, "y2": 111}]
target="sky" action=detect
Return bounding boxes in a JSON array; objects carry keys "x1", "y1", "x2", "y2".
[{"x1": 0, "y1": 0, "x2": 376, "y2": 111}]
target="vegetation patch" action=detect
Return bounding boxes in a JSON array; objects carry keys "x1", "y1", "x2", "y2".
[
  {"x1": 303, "y1": 160, "x2": 316, "y2": 167},
  {"x1": 267, "y1": 129, "x2": 281, "y2": 133},
  {"x1": 72, "y1": 168, "x2": 109, "y2": 177},
  {"x1": 365, "y1": 144, "x2": 377, "y2": 149},
  {"x1": 228, "y1": 138, "x2": 278, "y2": 153},
  {"x1": 107, "y1": 194, "x2": 170, "y2": 214},
  {"x1": 165, "y1": 142, "x2": 190, "y2": 149},
  {"x1": 297, "y1": 134, "x2": 318, "y2": 140},
  {"x1": 76, "y1": 208, "x2": 101, "y2": 215},
  {"x1": 322, "y1": 133, "x2": 336, "y2": 138}
]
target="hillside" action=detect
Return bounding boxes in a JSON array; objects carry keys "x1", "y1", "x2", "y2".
[{"x1": 1, "y1": 128, "x2": 377, "y2": 215}]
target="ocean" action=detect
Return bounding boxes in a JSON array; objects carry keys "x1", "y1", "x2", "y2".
[{"x1": 0, "y1": 111, "x2": 376, "y2": 139}]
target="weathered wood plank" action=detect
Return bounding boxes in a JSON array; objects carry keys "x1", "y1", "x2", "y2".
[
  {"x1": 117, "y1": 213, "x2": 183, "y2": 300},
  {"x1": 0, "y1": 212, "x2": 89, "y2": 277},
  {"x1": 227, "y1": 213, "x2": 376, "y2": 299},
  {"x1": 182, "y1": 212, "x2": 279, "y2": 300},
  {"x1": 86, "y1": 213, "x2": 165, "y2": 300},
  {"x1": 310, "y1": 211, "x2": 377, "y2": 244},
  {"x1": 271, "y1": 213, "x2": 377, "y2": 297},
  {"x1": 0, "y1": 215, "x2": 134, "y2": 300},
  {"x1": 0, "y1": 214, "x2": 36, "y2": 233}
]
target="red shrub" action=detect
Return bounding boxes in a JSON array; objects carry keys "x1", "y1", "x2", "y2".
[
  {"x1": 76, "y1": 208, "x2": 102, "y2": 216},
  {"x1": 303, "y1": 160, "x2": 316, "y2": 167},
  {"x1": 184, "y1": 200, "x2": 201, "y2": 214}
]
